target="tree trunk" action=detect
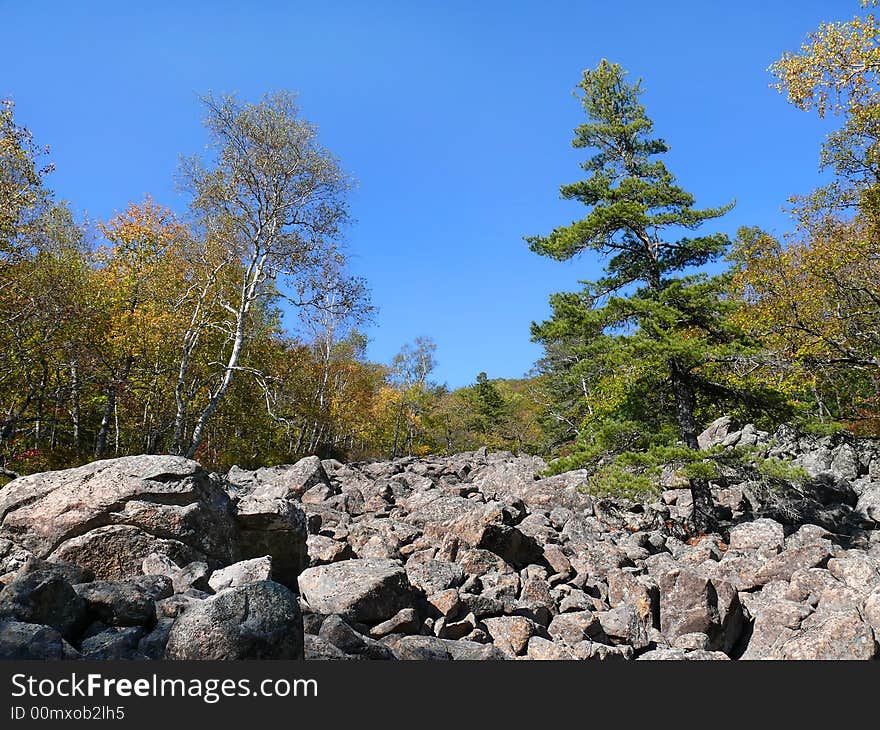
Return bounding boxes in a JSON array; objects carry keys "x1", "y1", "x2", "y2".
[
  {"x1": 670, "y1": 360, "x2": 699, "y2": 450},
  {"x1": 70, "y1": 362, "x2": 81, "y2": 454},
  {"x1": 391, "y1": 392, "x2": 407, "y2": 459},
  {"x1": 669, "y1": 360, "x2": 715, "y2": 531},
  {"x1": 690, "y1": 477, "x2": 716, "y2": 533},
  {"x1": 94, "y1": 385, "x2": 116, "y2": 459}
]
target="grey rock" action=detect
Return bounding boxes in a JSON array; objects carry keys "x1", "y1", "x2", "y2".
[
  {"x1": 369, "y1": 608, "x2": 420, "y2": 638},
  {"x1": 208, "y1": 556, "x2": 273, "y2": 592},
  {"x1": 306, "y1": 535, "x2": 356, "y2": 566},
  {"x1": 0, "y1": 570, "x2": 89, "y2": 639},
  {"x1": 233, "y1": 495, "x2": 307, "y2": 589},
  {"x1": 80, "y1": 626, "x2": 146, "y2": 660},
  {"x1": 405, "y1": 560, "x2": 464, "y2": 595},
  {"x1": 298, "y1": 558, "x2": 414, "y2": 624},
  {"x1": 319, "y1": 614, "x2": 395, "y2": 659},
  {"x1": 728, "y1": 518, "x2": 785, "y2": 555},
  {"x1": 0, "y1": 620, "x2": 67, "y2": 659},
  {"x1": 74, "y1": 576, "x2": 170, "y2": 627},
  {"x1": 227, "y1": 456, "x2": 330, "y2": 501},
  {"x1": 304, "y1": 634, "x2": 352, "y2": 660},
  {"x1": 548, "y1": 611, "x2": 604, "y2": 647},
  {"x1": 381, "y1": 634, "x2": 452, "y2": 660},
  {"x1": 164, "y1": 581, "x2": 303, "y2": 660}
]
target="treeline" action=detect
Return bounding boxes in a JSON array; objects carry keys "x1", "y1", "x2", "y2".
[
  {"x1": 2, "y1": 3, "x2": 879, "y2": 483},
  {"x1": 0, "y1": 94, "x2": 548, "y2": 477}
]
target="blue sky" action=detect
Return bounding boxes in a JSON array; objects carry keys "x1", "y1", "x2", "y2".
[{"x1": 3, "y1": 0, "x2": 849, "y2": 388}]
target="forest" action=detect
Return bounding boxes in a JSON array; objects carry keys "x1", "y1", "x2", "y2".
[{"x1": 1, "y1": 3, "x2": 879, "y2": 485}]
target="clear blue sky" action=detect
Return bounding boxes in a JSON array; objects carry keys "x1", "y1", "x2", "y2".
[{"x1": 3, "y1": 0, "x2": 848, "y2": 388}]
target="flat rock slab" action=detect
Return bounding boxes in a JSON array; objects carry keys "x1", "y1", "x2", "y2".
[{"x1": 298, "y1": 558, "x2": 414, "y2": 624}]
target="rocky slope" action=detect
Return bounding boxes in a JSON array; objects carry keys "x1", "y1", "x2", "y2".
[{"x1": 1, "y1": 418, "x2": 880, "y2": 660}]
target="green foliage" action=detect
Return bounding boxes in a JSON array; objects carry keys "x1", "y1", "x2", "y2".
[
  {"x1": 528, "y1": 59, "x2": 775, "y2": 476},
  {"x1": 586, "y1": 462, "x2": 659, "y2": 501},
  {"x1": 754, "y1": 456, "x2": 810, "y2": 486}
]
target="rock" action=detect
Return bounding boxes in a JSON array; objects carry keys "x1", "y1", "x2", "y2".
[
  {"x1": 652, "y1": 563, "x2": 743, "y2": 653},
  {"x1": 482, "y1": 615, "x2": 540, "y2": 656},
  {"x1": 595, "y1": 604, "x2": 650, "y2": 649},
  {"x1": 80, "y1": 626, "x2": 146, "y2": 660},
  {"x1": 526, "y1": 635, "x2": 575, "y2": 660},
  {"x1": 698, "y1": 416, "x2": 738, "y2": 450},
  {"x1": 74, "y1": 576, "x2": 171, "y2": 627},
  {"x1": 443, "y1": 639, "x2": 507, "y2": 660},
  {"x1": 559, "y1": 589, "x2": 594, "y2": 613},
  {"x1": 0, "y1": 456, "x2": 236, "y2": 580},
  {"x1": 572, "y1": 641, "x2": 634, "y2": 660},
  {"x1": 381, "y1": 634, "x2": 453, "y2": 660},
  {"x1": 516, "y1": 576, "x2": 556, "y2": 625},
  {"x1": 728, "y1": 518, "x2": 785, "y2": 555},
  {"x1": 0, "y1": 620, "x2": 67, "y2": 659},
  {"x1": 155, "y1": 593, "x2": 203, "y2": 619},
  {"x1": 857, "y1": 486, "x2": 880, "y2": 523},
  {"x1": 427, "y1": 588, "x2": 462, "y2": 618},
  {"x1": 306, "y1": 535, "x2": 356, "y2": 566},
  {"x1": 637, "y1": 648, "x2": 730, "y2": 660},
  {"x1": 436, "y1": 612, "x2": 478, "y2": 640},
  {"x1": 740, "y1": 599, "x2": 814, "y2": 659},
  {"x1": 777, "y1": 609, "x2": 876, "y2": 660},
  {"x1": 548, "y1": 611, "x2": 604, "y2": 647},
  {"x1": 51, "y1": 526, "x2": 201, "y2": 582},
  {"x1": 4, "y1": 435, "x2": 880, "y2": 662},
  {"x1": 208, "y1": 556, "x2": 273, "y2": 592},
  {"x1": 752, "y1": 545, "x2": 832, "y2": 586},
  {"x1": 304, "y1": 634, "x2": 351, "y2": 660},
  {"x1": 138, "y1": 618, "x2": 174, "y2": 659},
  {"x1": 606, "y1": 569, "x2": 659, "y2": 630},
  {"x1": 0, "y1": 570, "x2": 89, "y2": 639},
  {"x1": 233, "y1": 494, "x2": 307, "y2": 588},
  {"x1": 164, "y1": 581, "x2": 304, "y2": 660},
  {"x1": 0, "y1": 539, "x2": 36, "y2": 584},
  {"x1": 405, "y1": 560, "x2": 464, "y2": 595},
  {"x1": 369, "y1": 608, "x2": 420, "y2": 638},
  {"x1": 672, "y1": 632, "x2": 711, "y2": 651},
  {"x1": 227, "y1": 456, "x2": 330, "y2": 501},
  {"x1": 17, "y1": 555, "x2": 94, "y2": 584},
  {"x1": 142, "y1": 552, "x2": 181, "y2": 581},
  {"x1": 827, "y1": 553, "x2": 880, "y2": 592},
  {"x1": 542, "y1": 544, "x2": 572, "y2": 576},
  {"x1": 319, "y1": 615, "x2": 395, "y2": 659},
  {"x1": 458, "y1": 592, "x2": 510, "y2": 619},
  {"x1": 298, "y1": 559, "x2": 414, "y2": 624},
  {"x1": 172, "y1": 562, "x2": 211, "y2": 593},
  {"x1": 784, "y1": 568, "x2": 842, "y2": 606}
]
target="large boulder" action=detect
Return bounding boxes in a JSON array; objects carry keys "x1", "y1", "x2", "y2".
[
  {"x1": 647, "y1": 556, "x2": 744, "y2": 653},
  {"x1": 164, "y1": 580, "x2": 303, "y2": 660},
  {"x1": 298, "y1": 558, "x2": 415, "y2": 624},
  {"x1": 0, "y1": 456, "x2": 237, "y2": 580}
]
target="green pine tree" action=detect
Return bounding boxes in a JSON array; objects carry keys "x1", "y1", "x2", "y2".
[{"x1": 527, "y1": 60, "x2": 773, "y2": 529}]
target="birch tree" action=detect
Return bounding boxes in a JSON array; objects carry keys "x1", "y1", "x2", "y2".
[{"x1": 174, "y1": 91, "x2": 351, "y2": 459}]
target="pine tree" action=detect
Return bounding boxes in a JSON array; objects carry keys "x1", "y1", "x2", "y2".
[{"x1": 527, "y1": 60, "x2": 762, "y2": 529}]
